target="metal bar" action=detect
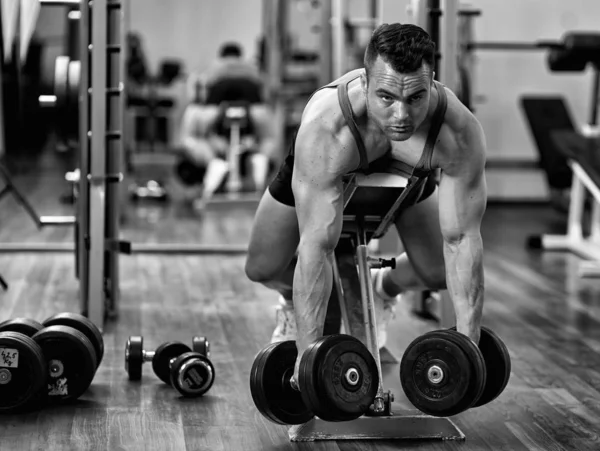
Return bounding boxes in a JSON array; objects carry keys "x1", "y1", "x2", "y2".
[
  {"x1": 0, "y1": 242, "x2": 248, "y2": 254},
  {"x1": 331, "y1": 0, "x2": 345, "y2": 79},
  {"x1": 227, "y1": 122, "x2": 242, "y2": 192},
  {"x1": 40, "y1": 0, "x2": 81, "y2": 6},
  {"x1": 39, "y1": 216, "x2": 76, "y2": 226},
  {"x1": 77, "y1": 0, "x2": 91, "y2": 320},
  {"x1": 105, "y1": 0, "x2": 125, "y2": 319},
  {"x1": 355, "y1": 217, "x2": 385, "y2": 413},
  {"x1": 331, "y1": 254, "x2": 351, "y2": 335},
  {"x1": 87, "y1": 0, "x2": 109, "y2": 331},
  {"x1": 129, "y1": 243, "x2": 248, "y2": 255},
  {"x1": 440, "y1": 0, "x2": 458, "y2": 91},
  {"x1": 466, "y1": 41, "x2": 561, "y2": 51},
  {"x1": 589, "y1": 68, "x2": 599, "y2": 126},
  {"x1": 0, "y1": 243, "x2": 74, "y2": 252}
]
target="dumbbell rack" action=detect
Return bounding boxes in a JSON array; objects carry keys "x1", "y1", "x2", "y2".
[{"x1": 77, "y1": 0, "x2": 126, "y2": 330}]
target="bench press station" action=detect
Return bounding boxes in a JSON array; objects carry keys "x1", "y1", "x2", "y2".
[
  {"x1": 525, "y1": 33, "x2": 600, "y2": 278},
  {"x1": 250, "y1": 168, "x2": 511, "y2": 442}
]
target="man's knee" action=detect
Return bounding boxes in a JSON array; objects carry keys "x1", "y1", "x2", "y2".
[
  {"x1": 419, "y1": 264, "x2": 447, "y2": 290},
  {"x1": 244, "y1": 252, "x2": 277, "y2": 284}
]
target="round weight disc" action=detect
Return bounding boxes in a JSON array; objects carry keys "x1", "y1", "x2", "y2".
[
  {"x1": 43, "y1": 312, "x2": 104, "y2": 368},
  {"x1": 192, "y1": 336, "x2": 209, "y2": 358},
  {"x1": 299, "y1": 334, "x2": 378, "y2": 422},
  {"x1": 125, "y1": 336, "x2": 144, "y2": 381},
  {"x1": 0, "y1": 331, "x2": 46, "y2": 413},
  {"x1": 32, "y1": 325, "x2": 98, "y2": 403},
  {"x1": 152, "y1": 342, "x2": 191, "y2": 385},
  {"x1": 66, "y1": 60, "x2": 80, "y2": 142},
  {"x1": 437, "y1": 329, "x2": 487, "y2": 411},
  {"x1": 249, "y1": 340, "x2": 314, "y2": 425},
  {"x1": 473, "y1": 327, "x2": 511, "y2": 407},
  {"x1": 170, "y1": 352, "x2": 215, "y2": 397},
  {"x1": 0, "y1": 318, "x2": 44, "y2": 337},
  {"x1": 54, "y1": 56, "x2": 69, "y2": 110},
  {"x1": 448, "y1": 326, "x2": 511, "y2": 407},
  {"x1": 400, "y1": 330, "x2": 478, "y2": 417}
]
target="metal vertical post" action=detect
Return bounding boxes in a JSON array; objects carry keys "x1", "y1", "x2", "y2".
[
  {"x1": 105, "y1": 0, "x2": 125, "y2": 319},
  {"x1": 87, "y1": 0, "x2": 109, "y2": 330},
  {"x1": 78, "y1": 0, "x2": 91, "y2": 316},
  {"x1": 439, "y1": 0, "x2": 458, "y2": 92},
  {"x1": 331, "y1": 0, "x2": 345, "y2": 79}
]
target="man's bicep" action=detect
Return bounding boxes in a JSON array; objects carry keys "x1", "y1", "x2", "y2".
[{"x1": 292, "y1": 129, "x2": 345, "y2": 251}]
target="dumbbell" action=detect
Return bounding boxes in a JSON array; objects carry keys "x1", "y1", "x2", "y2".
[
  {"x1": 125, "y1": 336, "x2": 215, "y2": 397},
  {"x1": 400, "y1": 326, "x2": 511, "y2": 417},
  {"x1": 0, "y1": 318, "x2": 47, "y2": 413},
  {"x1": 250, "y1": 335, "x2": 379, "y2": 425},
  {"x1": 0, "y1": 318, "x2": 44, "y2": 337},
  {"x1": 26, "y1": 313, "x2": 103, "y2": 403}
]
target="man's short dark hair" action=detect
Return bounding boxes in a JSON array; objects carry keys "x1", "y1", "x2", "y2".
[
  {"x1": 220, "y1": 42, "x2": 243, "y2": 58},
  {"x1": 364, "y1": 23, "x2": 435, "y2": 79}
]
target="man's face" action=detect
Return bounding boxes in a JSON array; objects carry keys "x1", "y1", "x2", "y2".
[{"x1": 362, "y1": 56, "x2": 433, "y2": 142}]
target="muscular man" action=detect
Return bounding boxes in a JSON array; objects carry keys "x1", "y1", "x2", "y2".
[
  {"x1": 178, "y1": 43, "x2": 277, "y2": 210},
  {"x1": 245, "y1": 23, "x2": 487, "y2": 385}
]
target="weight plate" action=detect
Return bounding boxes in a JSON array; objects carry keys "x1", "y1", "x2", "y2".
[
  {"x1": 437, "y1": 329, "x2": 487, "y2": 410},
  {"x1": 170, "y1": 352, "x2": 215, "y2": 397},
  {"x1": 0, "y1": 318, "x2": 44, "y2": 337},
  {"x1": 450, "y1": 326, "x2": 511, "y2": 407},
  {"x1": 249, "y1": 340, "x2": 314, "y2": 425},
  {"x1": 66, "y1": 60, "x2": 80, "y2": 142},
  {"x1": 299, "y1": 334, "x2": 378, "y2": 422},
  {"x1": 43, "y1": 312, "x2": 104, "y2": 368},
  {"x1": 0, "y1": 331, "x2": 46, "y2": 412},
  {"x1": 32, "y1": 325, "x2": 98, "y2": 403},
  {"x1": 400, "y1": 330, "x2": 482, "y2": 417},
  {"x1": 54, "y1": 56, "x2": 69, "y2": 110},
  {"x1": 153, "y1": 342, "x2": 191, "y2": 385},
  {"x1": 192, "y1": 336, "x2": 209, "y2": 358},
  {"x1": 125, "y1": 336, "x2": 144, "y2": 381}
]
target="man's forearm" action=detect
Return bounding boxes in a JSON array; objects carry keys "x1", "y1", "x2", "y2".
[
  {"x1": 443, "y1": 234, "x2": 485, "y2": 343},
  {"x1": 293, "y1": 245, "x2": 333, "y2": 354}
]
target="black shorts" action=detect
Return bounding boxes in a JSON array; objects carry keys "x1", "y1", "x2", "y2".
[{"x1": 268, "y1": 152, "x2": 437, "y2": 209}]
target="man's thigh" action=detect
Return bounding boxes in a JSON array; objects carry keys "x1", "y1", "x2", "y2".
[
  {"x1": 394, "y1": 186, "x2": 445, "y2": 284},
  {"x1": 247, "y1": 188, "x2": 300, "y2": 275}
]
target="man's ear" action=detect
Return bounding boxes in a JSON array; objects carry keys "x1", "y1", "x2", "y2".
[{"x1": 360, "y1": 71, "x2": 367, "y2": 93}]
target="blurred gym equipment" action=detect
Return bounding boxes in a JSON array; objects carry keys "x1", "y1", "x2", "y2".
[
  {"x1": 126, "y1": 50, "x2": 183, "y2": 202},
  {"x1": 521, "y1": 34, "x2": 600, "y2": 278}
]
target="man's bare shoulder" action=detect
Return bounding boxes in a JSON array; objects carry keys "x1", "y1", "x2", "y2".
[
  {"x1": 437, "y1": 86, "x2": 486, "y2": 173},
  {"x1": 294, "y1": 89, "x2": 362, "y2": 177}
]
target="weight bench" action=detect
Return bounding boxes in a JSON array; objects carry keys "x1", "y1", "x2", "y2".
[
  {"x1": 530, "y1": 130, "x2": 600, "y2": 278},
  {"x1": 525, "y1": 32, "x2": 600, "y2": 278},
  {"x1": 289, "y1": 170, "x2": 462, "y2": 442}
]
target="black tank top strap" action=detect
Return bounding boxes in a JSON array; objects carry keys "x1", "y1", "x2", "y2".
[
  {"x1": 414, "y1": 81, "x2": 448, "y2": 173},
  {"x1": 338, "y1": 81, "x2": 369, "y2": 171}
]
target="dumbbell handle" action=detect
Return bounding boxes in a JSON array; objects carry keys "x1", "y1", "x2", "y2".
[
  {"x1": 39, "y1": 95, "x2": 57, "y2": 108},
  {"x1": 141, "y1": 350, "x2": 186, "y2": 365},
  {"x1": 141, "y1": 350, "x2": 155, "y2": 362}
]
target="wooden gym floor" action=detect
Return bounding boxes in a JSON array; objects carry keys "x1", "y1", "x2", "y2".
[{"x1": 0, "y1": 166, "x2": 600, "y2": 451}]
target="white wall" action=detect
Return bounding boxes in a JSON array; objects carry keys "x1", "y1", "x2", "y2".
[{"x1": 468, "y1": 0, "x2": 599, "y2": 164}]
